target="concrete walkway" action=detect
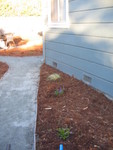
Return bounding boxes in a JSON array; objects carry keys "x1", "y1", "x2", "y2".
[{"x1": 0, "y1": 56, "x2": 43, "y2": 150}]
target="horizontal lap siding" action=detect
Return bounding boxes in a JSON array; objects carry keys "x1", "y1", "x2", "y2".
[
  {"x1": 46, "y1": 41, "x2": 113, "y2": 69},
  {"x1": 47, "y1": 24, "x2": 113, "y2": 38},
  {"x1": 69, "y1": 0, "x2": 113, "y2": 12},
  {"x1": 45, "y1": 0, "x2": 113, "y2": 98},
  {"x1": 70, "y1": 8, "x2": 113, "y2": 23},
  {"x1": 46, "y1": 57, "x2": 113, "y2": 98},
  {"x1": 46, "y1": 33, "x2": 113, "y2": 53},
  {"x1": 46, "y1": 49, "x2": 113, "y2": 83}
]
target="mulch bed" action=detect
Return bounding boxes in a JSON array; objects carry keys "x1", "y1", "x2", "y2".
[
  {"x1": 0, "y1": 36, "x2": 43, "y2": 57},
  {"x1": 0, "y1": 61, "x2": 9, "y2": 79},
  {"x1": 36, "y1": 64, "x2": 113, "y2": 150}
]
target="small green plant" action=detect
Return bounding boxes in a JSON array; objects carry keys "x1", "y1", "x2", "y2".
[
  {"x1": 54, "y1": 86, "x2": 64, "y2": 96},
  {"x1": 47, "y1": 73, "x2": 61, "y2": 81},
  {"x1": 57, "y1": 128, "x2": 70, "y2": 140}
]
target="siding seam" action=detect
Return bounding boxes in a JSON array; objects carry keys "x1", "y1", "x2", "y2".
[
  {"x1": 45, "y1": 40, "x2": 113, "y2": 54},
  {"x1": 69, "y1": 6, "x2": 113, "y2": 13},
  {"x1": 71, "y1": 22, "x2": 113, "y2": 24},
  {"x1": 69, "y1": 0, "x2": 75, "y2": 2},
  {"x1": 46, "y1": 56, "x2": 113, "y2": 84},
  {"x1": 47, "y1": 32, "x2": 113, "y2": 39},
  {"x1": 46, "y1": 48, "x2": 113, "y2": 69}
]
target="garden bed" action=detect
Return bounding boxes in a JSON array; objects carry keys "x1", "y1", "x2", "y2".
[
  {"x1": 0, "y1": 61, "x2": 9, "y2": 79},
  {"x1": 0, "y1": 35, "x2": 42, "y2": 57},
  {"x1": 36, "y1": 64, "x2": 113, "y2": 150}
]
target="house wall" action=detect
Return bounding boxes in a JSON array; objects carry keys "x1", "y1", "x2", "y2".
[{"x1": 44, "y1": 0, "x2": 113, "y2": 99}]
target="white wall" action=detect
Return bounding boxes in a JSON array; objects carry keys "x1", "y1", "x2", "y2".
[{"x1": 0, "y1": 17, "x2": 43, "y2": 39}]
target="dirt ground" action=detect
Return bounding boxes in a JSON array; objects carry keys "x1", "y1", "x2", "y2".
[
  {"x1": 0, "y1": 62, "x2": 9, "y2": 79},
  {"x1": 36, "y1": 64, "x2": 113, "y2": 150},
  {"x1": 0, "y1": 35, "x2": 43, "y2": 57}
]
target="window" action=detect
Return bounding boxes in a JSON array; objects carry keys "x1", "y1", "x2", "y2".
[{"x1": 48, "y1": 0, "x2": 69, "y2": 27}]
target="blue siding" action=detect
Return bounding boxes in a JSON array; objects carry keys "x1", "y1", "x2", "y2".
[
  {"x1": 47, "y1": 24, "x2": 113, "y2": 37},
  {"x1": 46, "y1": 41, "x2": 113, "y2": 68},
  {"x1": 69, "y1": 0, "x2": 113, "y2": 12},
  {"x1": 46, "y1": 49, "x2": 113, "y2": 83},
  {"x1": 46, "y1": 33, "x2": 113, "y2": 53},
  {"x1": 46, "y1": 57, "x2": 113, "y2": 98},
  {"x1": 70, "y1": 8, "x2": 113, "y2": 23},
  {"x1": 45, "y1": 0, "x2": 113, "y2": 98}
]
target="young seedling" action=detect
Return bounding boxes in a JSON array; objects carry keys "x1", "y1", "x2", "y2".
[
  {"x1": 57, "y1": 128, "x2": 70, "y2": 140},
  {"x1": 54, "y1": 86, "x2": 64, "y2": 96}
]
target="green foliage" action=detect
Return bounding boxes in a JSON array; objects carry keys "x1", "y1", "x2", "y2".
[
  {"x1": 54, "y1": 89, "x2": 60, "y2": 96},
  {"x1": 54, "y1": 87, "x2": 64, "y2": 96},
  {"x1": 57, "y1": 128, "x2": 70, "y2": 140},
  {"x1": 0, "y1": 0, "x2": 42, "y2": 16}
]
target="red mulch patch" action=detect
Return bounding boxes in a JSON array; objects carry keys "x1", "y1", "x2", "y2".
[
  {"x1": 36, "y1": 64, "x2": 113, "y2": 150},
  {"x1": 0, "y1": 61, "x2": 9, "y2": 79},
  {"x1": 0, "y1": 36, "x2": 43, "y2": 57}
]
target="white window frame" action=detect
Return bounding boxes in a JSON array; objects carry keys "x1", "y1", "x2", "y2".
[{"x1": 48, "y1": 0, "x2": 69, "y2": 28}]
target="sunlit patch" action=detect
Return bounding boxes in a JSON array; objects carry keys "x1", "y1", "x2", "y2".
[{"x1": 0, "y1": 32, "x2": 43, "y2": 57}]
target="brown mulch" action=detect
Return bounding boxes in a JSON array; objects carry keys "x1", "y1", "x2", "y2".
[
  {"x1": 0, "y1": 36, "x2": 43, "y2": 57},
  {"x1": 36, "y1": 64, "x2": 113, "y2": 150},
  {"x1": 0, "y1": 61, "x2": 9, "y2": 79}
]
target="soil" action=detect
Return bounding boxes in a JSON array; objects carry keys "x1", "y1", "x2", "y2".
[
  {"x1": 0, "y1": 36, "x2": 43, "y2": 57},
  {"x1": 0, "y1": 61, "x2": 9, "y2": 79},
  {"x1": 36, "y1": 64, "x2": 113, "y2": 150}
]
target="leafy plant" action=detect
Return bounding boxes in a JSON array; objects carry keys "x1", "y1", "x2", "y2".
[
  {"x1": 47, "y1": 73, "x2": 61, "y2": 81},
  {"x1": 57, "y1": 128, "x2": 70, "y2": 140},
  {"x1": 54, "y1": 86, "x2": 64, "y2": 96}
]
